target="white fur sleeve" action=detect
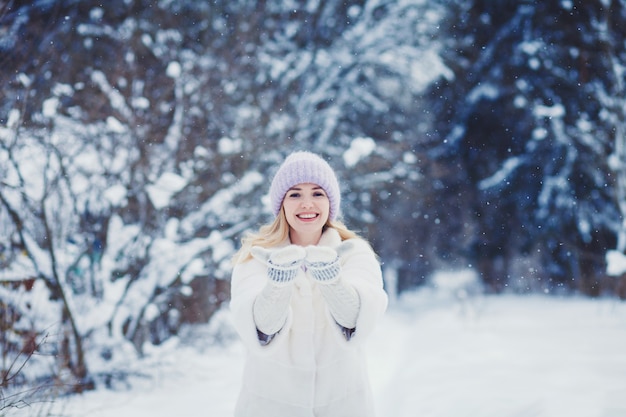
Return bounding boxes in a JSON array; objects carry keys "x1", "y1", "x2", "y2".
[{"x1": 334, "y1": 239, "x2": 388, "y2": 345}]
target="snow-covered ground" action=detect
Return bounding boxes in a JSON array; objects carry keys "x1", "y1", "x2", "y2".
[{"x1": 11, "y1": 287, "x2": 626, "y2": 417}]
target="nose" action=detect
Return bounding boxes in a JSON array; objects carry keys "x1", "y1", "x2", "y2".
[{"x1": 300, "y1": 196, "x2": 314, "y2": 208}]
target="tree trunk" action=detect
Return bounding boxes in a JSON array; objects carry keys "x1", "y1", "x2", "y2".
[{"x1": 40, "y1": 200, "x2": 94, "y2": 392}]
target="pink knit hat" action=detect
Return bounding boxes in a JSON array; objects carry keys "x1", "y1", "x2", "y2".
[{"x1": 269, "y1": 151, "x2": 341, "y2": 220}]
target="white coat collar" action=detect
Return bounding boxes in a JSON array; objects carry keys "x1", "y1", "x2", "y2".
[
  {"x1": 284, "y1": 227, "x2": 342, "y2": 248},
  {"x1": 317, "y1": 227, "x2": 342, "y2": 248}
]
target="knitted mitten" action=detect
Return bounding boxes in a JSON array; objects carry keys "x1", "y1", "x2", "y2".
[
  {"x1": 251, "y1": 245, "x2": 306, "y2": 338},
  {"x1": 305, "y1": 244, "x2": 360, "y2": 329}
]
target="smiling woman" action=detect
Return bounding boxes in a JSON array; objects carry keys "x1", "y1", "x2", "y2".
[{"x1": 229, "y1": 151, "x2": 388, "y2": 417}]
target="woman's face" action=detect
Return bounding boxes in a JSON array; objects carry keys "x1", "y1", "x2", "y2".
[{"x1": 282, "y1": 183, "x2": 330, "y2": 245}]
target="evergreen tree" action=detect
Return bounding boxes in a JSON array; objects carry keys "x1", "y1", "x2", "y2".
[{"x1": 429, "y1": 0, "x2": 624, "y2": 294}]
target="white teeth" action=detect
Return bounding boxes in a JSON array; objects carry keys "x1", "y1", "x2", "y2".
[{"x1": 298, "y1": 213, "x2": 317, "y2": 219}]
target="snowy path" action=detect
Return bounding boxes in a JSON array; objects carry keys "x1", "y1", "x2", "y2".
[
  {"x1": 369, "y1": 293, "x2": 626, "y2": 417},
  {"x1": 14, "y1": 293, "x2": 626, "y2": 417}
]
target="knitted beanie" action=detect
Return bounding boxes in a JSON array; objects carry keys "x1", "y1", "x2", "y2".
[{"x1": 269, "y1": 151, "x2": 341, "y2": 220}]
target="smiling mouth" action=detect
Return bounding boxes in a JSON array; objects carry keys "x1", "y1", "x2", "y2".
[{"x1": 297, "y1": 213, "x2": 319, "y2": 219}]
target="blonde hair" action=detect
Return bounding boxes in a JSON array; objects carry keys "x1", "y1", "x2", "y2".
[{"x1": 232, "y1": 208, "x2": 359, "y2": 265}]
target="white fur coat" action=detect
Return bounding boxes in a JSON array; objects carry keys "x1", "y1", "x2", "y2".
[{"x1": 230, "y1": 228, "x2": 388, "y2": 417}]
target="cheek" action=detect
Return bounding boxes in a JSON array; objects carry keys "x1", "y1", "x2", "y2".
[
  {"x1": 282, "y1": 200, "x2": 295, "y2": 215},
  {"x1": 320, "y1": 199, "x2": 331, "y2": 219},
  {"x1": 282, "y1": 201, "x2": 300, "y2": 223}
]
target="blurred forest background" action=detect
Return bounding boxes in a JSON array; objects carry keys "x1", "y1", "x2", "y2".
[{"x1": 1, "y1": 0, "x2": 626, "y2": 407}]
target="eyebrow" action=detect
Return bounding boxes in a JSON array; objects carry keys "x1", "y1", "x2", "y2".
[{"x1": 288, "y1": 186, "x2": 324, "y2": 191}]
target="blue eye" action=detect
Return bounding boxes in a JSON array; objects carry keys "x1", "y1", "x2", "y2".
[{"x1": 288, "y1": 192, "x2": 301, "y2": 198}]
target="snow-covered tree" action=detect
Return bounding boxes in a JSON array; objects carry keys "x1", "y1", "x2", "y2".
[{"x1": 429, "y1": 0, "x2": 625, "y2": 294}]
